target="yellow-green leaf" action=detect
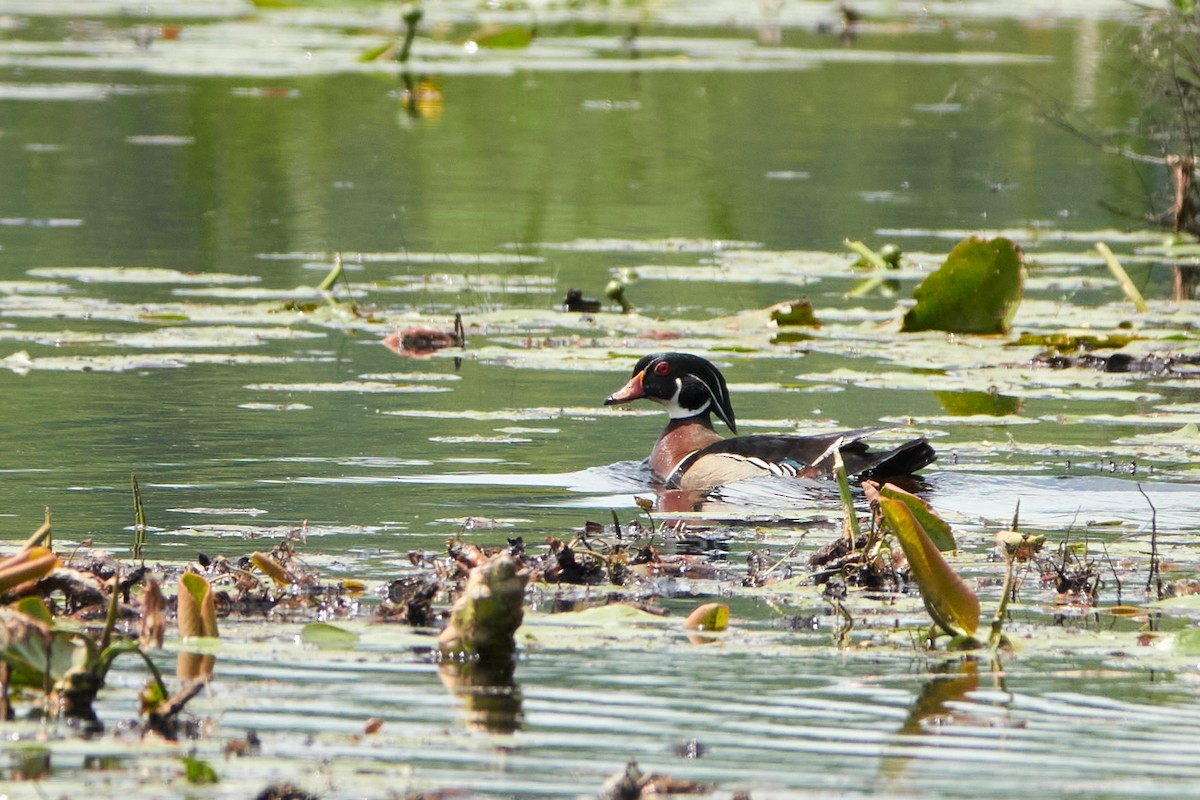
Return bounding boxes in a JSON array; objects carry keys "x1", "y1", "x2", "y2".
[
  {"x1": 876, "y1": 483, "x2": 956, "y2": 552},
  {"x1": 250, "y1": 551, "x2": 293, "y2": 586},
  {"x1": 878, "y1": 496, "x2": 979, "y2": 639},
  {"x1": 683, "y1": 602, "x2": 729, "y2": 632},
  {"x1": 300, "y1": 622, "x2": 358, "y2": 649}
]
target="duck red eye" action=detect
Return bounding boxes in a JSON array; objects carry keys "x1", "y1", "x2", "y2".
[{"x1": 654, "y1": 361, "x2": 671, "y2": 376}]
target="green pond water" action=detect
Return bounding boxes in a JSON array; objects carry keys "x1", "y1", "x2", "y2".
[{"x1": 1, "y1": 2, "x2": 1199, "y2": 798}]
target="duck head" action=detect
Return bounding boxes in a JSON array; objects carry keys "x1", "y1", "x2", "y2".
[{"x1": 604, "y1": 352, "x2": 738, "y2": 433}]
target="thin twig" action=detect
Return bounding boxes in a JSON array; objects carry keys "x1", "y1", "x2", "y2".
[{"x1": 1138, "y1": 484, "x2": 1162, "y2": 600}]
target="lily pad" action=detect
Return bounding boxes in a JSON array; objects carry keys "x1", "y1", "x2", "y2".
[
  {"x1": 27, "y1": 267, "x2": 259, "y2": 285},
  {"x1": 902, "y1": 236, "x2": 1026, "y2": 334}
]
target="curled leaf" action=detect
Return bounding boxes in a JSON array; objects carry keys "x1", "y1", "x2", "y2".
[
  {"x1": 250, "y1": 551, "x2": 293, "y2": 586},
  {"x1": 0, "y1": 547, "x2": 60, "y2": 595},
  {"x1": 683, "y1": 602, "x2": 729, "y2": 632},
  {"x1": 177, "y1": 573, "x2": 218, "y2": 681},
  {"x1": 177, "y1": 572, "x2": 218, "y2": 639},
  {"x1": 876, "y1": 494, "x2": 979, "y2": 640},
  {"x1": 872, "y1": 483, "x2": 956, "y2": 552}
]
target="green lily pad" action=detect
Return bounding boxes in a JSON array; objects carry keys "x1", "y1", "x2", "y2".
[
  {"x1": 300, "y1": 622, "x2": 359, "y2": 649},
  {"x1": 903, "y1": 236, "x2": 1026, "y2": 334}
]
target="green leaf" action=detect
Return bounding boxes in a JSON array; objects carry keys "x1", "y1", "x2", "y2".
[
  {"x1": 769, "y1": 298, "x2": 821, "y2": 328},
  {"x1": 300, "y1": 622, "x2": 359, "y2": 649},
  {"x1": 467, "y1": 26, "x2": 534, "y2": 49},
  {"x1": 12, "y1": 595, "x2": 54, "y2": 623},
  {"x1": 359, "y1": 42, "x2": 395, "y2": 62},
  {"x1": 934, "y1": 389, "x2": 1022, "y2": 417},
  {"x1": 1175, "y1": 628, "x2": 1200, "y2": 655},
  {"x1": 872, "y1": 490, "x2": 979, "y2": 639},
  {"x1": 181, "y1": 755, "x2": 219, "y2": 785},
  {"x1": 902, "y1": 236, "x2": 1025, "y2": 334},
  {"x1": 876, "y1": 483, "x2": 957, "y2": 552}
]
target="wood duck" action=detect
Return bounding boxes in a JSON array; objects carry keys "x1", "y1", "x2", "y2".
[{"x1": 604, "y1": 352, "x2": 936, "y2": 491}]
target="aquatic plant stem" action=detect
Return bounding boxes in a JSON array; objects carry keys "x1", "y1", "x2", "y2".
[
  {"x1": 132, "y1": 472, "x2": 146, "y2": 563},
  {"x1": 398, "y1": 4, "x2": 423, "y2": 64},
  {"x1": 989, "y1": 555, "x2": 1015, "y2": 650},
  {"x1": 21, "y1": 507, "x2": 52, "y2": 551},
  {"x1": 1096, "y1": 242, "x2": 1148, "y2": 312},
  {"x1": 759, "y1": 534, "x2": 807, "y2": 581},
  {"x1": 832, "y1": 447, "x2": 861, "y2": 544},
  {"x1": 1139, "y1": 484, "x2": 1162, "y2": 600},
  {"x1": 98, "y1": 570, "x2": 121, "y2": 654},
  {"x1": 318, "y1": 253, "x2": 344, "y2": 293}
]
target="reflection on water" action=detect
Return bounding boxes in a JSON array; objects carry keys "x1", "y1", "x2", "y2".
[{"x1": 438, "y1": 658, "x2": 523, "y2": 734}]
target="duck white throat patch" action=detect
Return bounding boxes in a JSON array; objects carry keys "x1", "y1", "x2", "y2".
[{"x1": 657, "y1": 379, "x2": 710, "y2": 420}]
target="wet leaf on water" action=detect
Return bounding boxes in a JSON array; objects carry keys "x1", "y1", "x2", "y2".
[
  {"x1": 300, "y1": 622, "x2": 359, "y2": 650},
  {"x1": 181, "y1": 755, "x2": 219, "y2": 785},
  {"x1": 245, "y1": 381, "x2": 452, "y2": 394},
  {"x1": 465, "y1": 25, "x2": 534, "y2": 49},
  {"x1": 934, "y1": 390, "x2": 1023, "y2": 417},
  {"x1": 769, "y1": 298, "x2": 821, "y2": 328},
  {"x1": 902, "y1": 236, "x2": 1025, "y2": 335},
  {"x1": 1008, "y1": 332, "x2": 1136, "y2": 353},
  {"x1": 1174, "y1": 628, "x2": 1200, "y2": 655}
]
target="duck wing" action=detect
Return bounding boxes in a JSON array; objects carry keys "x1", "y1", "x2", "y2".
[{"x1": 672, "y1": 428, "x2": 934, "y2": 488}]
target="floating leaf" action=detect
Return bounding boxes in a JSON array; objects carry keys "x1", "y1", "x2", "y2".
[
  {"x1": 300, "y1": 622, "x2": 358, "y2": 649},
  {"x1": 181, "y1": 755, "x2": 219, "y2": 785},
  {"x1": 769, "y1": 298, "x2": 821, "y2": 328},
  {"x1": 1008, "y1": 332, "x2": 1135, "y2": 353},
  {"x1": 902, "y1": 236, "x2": 1025, "y2": 334},
  {"x1": 466, "y1": 25, "x2": 534, "y2": 49},
  {"x1": 934, "y1": 389, "x2": 1023, "y2": 417}
]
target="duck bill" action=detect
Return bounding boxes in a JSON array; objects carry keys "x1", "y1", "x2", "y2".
[{"x1": 604, "y1": 370, "x2": 646, "y2": 405}]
